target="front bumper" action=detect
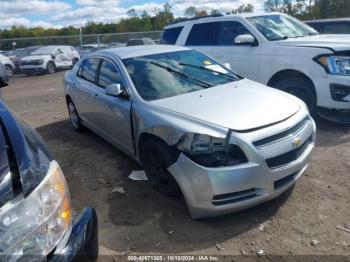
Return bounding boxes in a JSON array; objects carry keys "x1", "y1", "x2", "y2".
[
  {"x1": 50, "y1": 207, "x2": 98, "y2": 261},
  {"x1": 20, "y1": 65, "x2": 46, "y2": 74},
  {"x1": 314, "y1": 74, "x2": 350, "y2": 110},
  {"x1": 169, "y1": 113, "x2": 316, "y2": 219}
]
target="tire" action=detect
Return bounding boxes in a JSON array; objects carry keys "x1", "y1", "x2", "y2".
[
  {"x1": 139, "y1": 139, "x2": 181, "y2": 197},
  {"x1": 274, "y1": 77, "x2": 317, "y2": 114},
  {"x1": 5, "y1": 65, "x2": 13, "y2": 77},
  {"x1": 67, "y1": 99, "x2": 84, "y2": 132},
  {"x1": 72, "y1": 58, "x2": 79, "y2": 66},
  {"x1": 46, "y1": 61, "x2": 56, "y2": 74}
]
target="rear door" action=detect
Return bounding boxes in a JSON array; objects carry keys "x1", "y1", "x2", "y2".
[
  {"x1": 184, "y1": 21, "x2": 260, "y2": 81},
  {"x1": 74, "y1": 57, "x2": 102, "y2": 129}
]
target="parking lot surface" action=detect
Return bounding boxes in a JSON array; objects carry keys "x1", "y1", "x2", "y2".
[{"x1": 3, "y1": 72, "x2": 350, "y2": 258}]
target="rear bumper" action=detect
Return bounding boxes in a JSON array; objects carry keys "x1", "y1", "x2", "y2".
[{"x1": 50, "y1": 207, "x2": 98, "y2": 261}]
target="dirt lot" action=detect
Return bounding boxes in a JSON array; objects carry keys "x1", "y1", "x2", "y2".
[{"x1": 3, "y1": 72, "x2": 350, "y2": 260}]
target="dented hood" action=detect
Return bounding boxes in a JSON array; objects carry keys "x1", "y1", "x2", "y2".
[
  {"x1": 150, "y1": 79, "x2": 300, "y2": 132},
  {"x1": 276, "y1": 34, "x2": 350, "y2": 52}
]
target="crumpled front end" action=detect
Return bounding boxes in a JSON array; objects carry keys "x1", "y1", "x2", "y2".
[{"x1": 168, "y1": 110, "x2": 316, "y2": 219}]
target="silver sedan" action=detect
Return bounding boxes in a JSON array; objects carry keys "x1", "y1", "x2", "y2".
[{"x1": 64, "y1": 45, "x2": 316, "y2": 219}]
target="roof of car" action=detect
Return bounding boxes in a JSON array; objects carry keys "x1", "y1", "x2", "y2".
[
  {"x1": 97, "y1": 45, "x2": 190, "y2": 59},
  {"x1": 165, "y1": 12, "x2": 282, "y2": 28},
  {"x1": 305, "y1": 17, "x2": 350, "y2": 23}
]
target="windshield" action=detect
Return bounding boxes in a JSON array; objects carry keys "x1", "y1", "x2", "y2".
[
  {"x1": 31, "y1": 46, "x2": 56, "y2": 55},
  {"x1": 123, "y1": 50, "x2": 239, "y2": 101},
  {"x1": 248, "y1": 14, "x2": 318, "y2": 41},
  {"x1": 14, "y1": 48, "x2": 37, "y2": 57}
]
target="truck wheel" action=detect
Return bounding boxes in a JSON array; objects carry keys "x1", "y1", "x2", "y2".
[
  {"x1": 274, "y1": 77, "x2": 316, "y2": 114},
  {"x1": 5, "y1": 65, "x2": 13, "y2": 77},
  {"x1": 72, "y1": 58, "x2": 79, "y2": 66},
  {"x1": 67, "y1": 98, "x2": 84, "y2": 132},
  {"x1": 139, "y1": 139, "x2": 181, "y2": 197},
  {"x1": 46, "y1": 61, "x2": 56, "y2": 74}
]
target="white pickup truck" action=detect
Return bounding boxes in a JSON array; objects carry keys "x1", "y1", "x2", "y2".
[{"x1": 163, "y1": 12, "x2": 350, "y2": 121}]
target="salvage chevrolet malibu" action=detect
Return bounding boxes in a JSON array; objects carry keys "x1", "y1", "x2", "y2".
[
  {"x1": 64, "y1": 45, "x2": 316, "y2": 219},
  {"x1": 0, "y1": 69, "x2": 98, "y2": 260}
]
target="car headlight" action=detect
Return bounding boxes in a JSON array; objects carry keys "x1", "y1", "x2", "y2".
[
  {"x1": 177, "y1": 133, "x2": 247, "y2": 167},
  {"x1": 0, "y1": 161, "x2": 72, "y2": 260},
  {"x1": 316, "y1": 55, "x2": 350, "y2": 76}
]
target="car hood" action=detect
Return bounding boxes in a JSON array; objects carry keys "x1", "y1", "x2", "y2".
[
  {"x1": 22, "y1": 55, "x2": 50, "y2": 61},
  {"x1": 150, "y1": 79, "x2": 300, "y2": 132},
  {"x1": 0, "y1": 102, "x2": 52, "y2": 208},
  {"x1": 276, "y1": 34, "x2": 350, "y2": 52}
]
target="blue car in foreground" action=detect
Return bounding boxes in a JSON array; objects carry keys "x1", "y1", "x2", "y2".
[{"x1": 0, "y1": 65, "x2": 98, "y2": 261}]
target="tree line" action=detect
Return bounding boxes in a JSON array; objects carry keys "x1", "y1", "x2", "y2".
[{"x1": 0, "y1": 1, "x2": 349, "y2": 40}]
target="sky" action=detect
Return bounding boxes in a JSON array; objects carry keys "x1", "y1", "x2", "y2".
[{"x1": 0, "y1": 0, "x2": 264, "y2": 29}]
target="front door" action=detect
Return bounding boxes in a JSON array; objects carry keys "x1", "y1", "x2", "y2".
[
  {"x1": 92, "y1": 59, "x2": 134, "y2": 155},
  {"x1": 185, "y1": 21, "x2": 260, "y2": 81}
]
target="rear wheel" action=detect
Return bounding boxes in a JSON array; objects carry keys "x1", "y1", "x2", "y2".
[
  {"x1": 140, "y1": 139, "x2": 181, "y2": 197},
  {"x1": 46, "y1": 61, "x2": 56, "y2": 74},
  {"x1": 72, "y1": 58, "x2": 79, "y2": 66},
  {"x1": 5, "y1": 65, "x2": 13, "y2": 77},
  {"x1": 67, "y1": 99, "x2": 84, "y2": 132},
  {"x1": 274, "y1": 77, "x2": 317, "y2": 114}
]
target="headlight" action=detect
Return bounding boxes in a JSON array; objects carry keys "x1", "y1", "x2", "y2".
[
  {"x1": 316, "y1": 55, "x2": 350, "y2": 76},
  {"x1": 0, "y1": 161, "x2": 72, "y2": 260},
  {"x1": 177, "y1": 133, "x2": 247, "y2": 167}
]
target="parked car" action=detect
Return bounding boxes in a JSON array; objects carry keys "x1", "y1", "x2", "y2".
[
  {"x1": 163, "y1": 12, "x2": 350, "y2": 120},
  {"x1": 0, "y1": 67, "x2": 98, "y2": 260},
  {"x1": 7, "y1": 46, "x2": 40, "y2": 73},
  {"x1": 0, "y1": 54, "x2": 15, "y2": 77},
  {"x1": 64, "y1": 45, "x2": 316, "y2": 219},
  {"x1": 126, "y1": 38, "x2": 156, "y2": 46},
  {"x1": 0, "y1": 63, "x2": 9, "y2": 100},
  {"x1": 20, "y1": 45, "x2": 80, "y2": 75},
  {"x1": 306, "y1": 18, "x2": 350, "y2": 34}
]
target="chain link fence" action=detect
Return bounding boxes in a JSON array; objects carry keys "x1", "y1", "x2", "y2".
[{"x1": 0, "y1": 31, "x2": 162, "y2": 79}]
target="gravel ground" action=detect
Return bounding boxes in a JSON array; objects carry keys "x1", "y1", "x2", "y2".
[{"x1": 3, "y1": 72, "x2": 350, "y2": 261}]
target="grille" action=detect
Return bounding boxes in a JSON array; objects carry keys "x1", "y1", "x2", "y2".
[
  {"x1": 274, "y1": 172, "x2": 298, "y2": 190},
  {"x1": 21, "y1": 60, "x2": 43, "y2": 66},
  {"x1": 253, "y1": 117, "x2": 309, "y2": 147},
  {"x1": 212, "y1": 188, "x2": 257, "y2": 206},
  {"x1": 266, "y1": 136, "x2": 312, "y2": 169}
]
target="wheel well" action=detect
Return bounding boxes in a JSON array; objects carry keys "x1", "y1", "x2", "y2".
[
  {"x1": 66, "y1": 95, "x2": 72, "y2": 104},
  {"x1": 138, "y1": 133, "x2": 180, "y2": 163},
  {"x1": 138, "y1": 133, "x2": 169, "y2": 151},
  {"x1": 268, "y1": 70, "x2": 316, "y2": 92}
]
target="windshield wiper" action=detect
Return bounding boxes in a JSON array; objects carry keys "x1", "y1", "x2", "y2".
[
  {"x1": 150, "y1": 61, "x2": 213, "y2": 88},
  {"x1": 178, "y1": 62, "x2": 237, "y2": 80}
]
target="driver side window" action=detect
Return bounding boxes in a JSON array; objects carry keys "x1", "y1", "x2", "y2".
[
  {"x1": 218, "y1": 21, "x2": 251, "y2": 45},
  {"x1": 98, "y1": 59, "x2": 123, "y2": 89}
]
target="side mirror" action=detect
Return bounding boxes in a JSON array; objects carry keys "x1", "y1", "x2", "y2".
[
  {"x1": 224, "y1": 63, "x2": 231, "y2": 70},
  {"x1": 234, "y1": 34, "x2": 256, "y2": 46},
  {"x1": 105, "y1": 84, "x2": 128, "y2": 98}
]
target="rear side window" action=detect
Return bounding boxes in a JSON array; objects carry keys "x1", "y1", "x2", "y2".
[
  {"x1": 98, "y1": 59, "x2": 123, "y2": 88},
  {"x1": 80, "y1": 58, "x2": 100, "y2": 83},
  {"x1": 324, "y1": 22, "x2": 350, "y2": 34},
  {"x1": 186, "y1": 22, "x2": 221, "y2": 45},
  {"x1": 160, "y1": 27, "x2": 183, "y2": 44},
  {"x1": 307, "y1": 22, "x2": 325, "y2": 33}
]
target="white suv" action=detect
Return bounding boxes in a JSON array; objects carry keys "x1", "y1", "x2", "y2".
[
  {"x1": 20, "y1": 45, "x2": 80, "y2": 75},
  {"x1": 163, "y1": 12, "x2": 350, "y2": 119}
]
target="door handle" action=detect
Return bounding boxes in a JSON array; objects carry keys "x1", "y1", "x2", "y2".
[{"x1": 94, "y1": 94, "x2": 101, "y2": 100}]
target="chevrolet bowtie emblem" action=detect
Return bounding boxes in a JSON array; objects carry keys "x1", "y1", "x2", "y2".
[{"x1": 292, "y1": 138, "x2": 302, "y2": 147}]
